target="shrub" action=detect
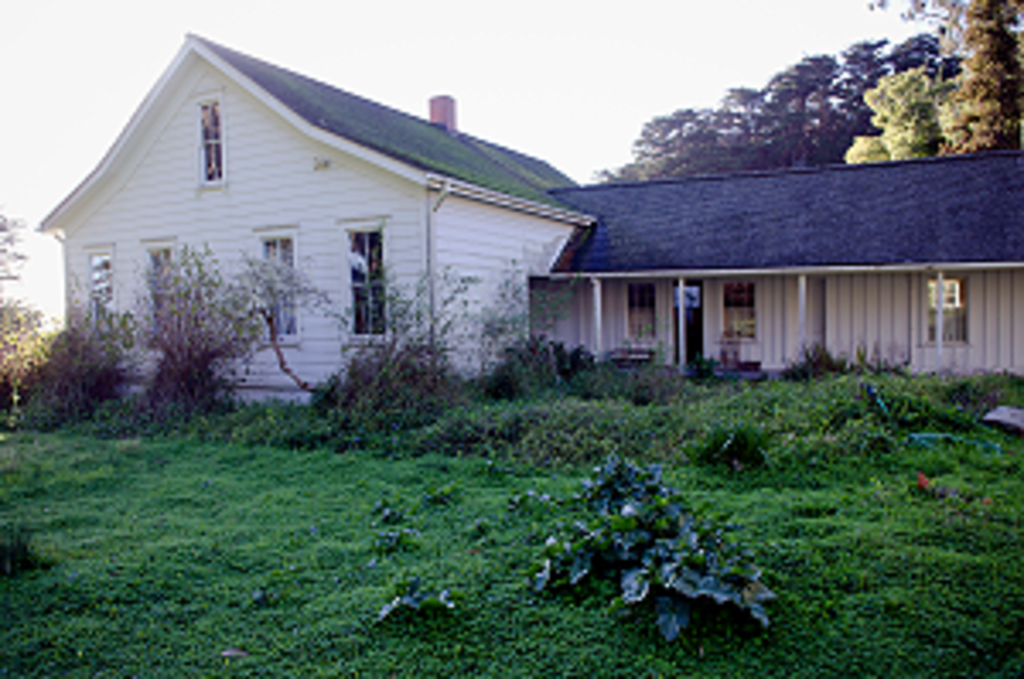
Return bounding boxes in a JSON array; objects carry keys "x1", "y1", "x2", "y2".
[
  {"x1": 783, "y1": 343, "x2": 850, "y2": 381},
  {"x1": 1, "y1": 524, "x2": 51, "y2": 577},
  {"x1": 483, "y1": 336, "x2": 597, "y2": 401},
  {"x1": 694, "y1": 423, "x2": 771, "y2": 470},
  {"x1": 22, "y1": 308, "x2": 134, "y2": 429},
  {"x1": 144, "y1": 246, "x2": 263, "y2": 415},
  {"x1": 0, "y1": 301, "x2": 45, "y2": 413},
  {"x1": 314, "y1": 270, "x2": 473, "y2": 433}
]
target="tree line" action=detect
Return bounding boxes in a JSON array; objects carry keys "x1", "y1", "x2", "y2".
[{"x1": 602, "y1": 0, "x2": 1023, "y2": 180}]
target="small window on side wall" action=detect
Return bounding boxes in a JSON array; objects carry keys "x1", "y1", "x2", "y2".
[
  {"x1": 350, "y1": 231, "x2": 384, "y2": 335},
  {"x1": 200, "y1": 102, "x2": 223, "y2": 184},
  {"x1": 263, "y1": 237, "x2": 297, "y2": 338},
  {"x1": 928, "y1": 277, "x2": 967, "y2": 343},
  {"x1": 147, "y1": 247, "x2": 172, "y2": 328},
  {"x1": 628, "y1": 282, "x2": 656, "y2": 340},
  {"x1": 723, "y1": 281, "x2": 755, "y2": 339},
  {"x1": 89, "y1": 252, "x2": 113, "y2": 316}
]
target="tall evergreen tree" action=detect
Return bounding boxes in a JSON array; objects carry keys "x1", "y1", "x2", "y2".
[{"x1": 945, "y1": 0, "x2": 1022, "y2": 151}]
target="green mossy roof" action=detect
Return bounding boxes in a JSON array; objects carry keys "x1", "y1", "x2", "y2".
[{"x1": 197, "y1": 37, "x2": 577, "y2": 207}]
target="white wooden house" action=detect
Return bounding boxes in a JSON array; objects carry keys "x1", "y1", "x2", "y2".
[
  {"x1": 546, "y1": 153, "x2": 1024, "y2": 376},
  {"x1": 43, "y1": 36, "x2": 1024, "y2": 395},
  {"x1": 41, "y1": 35, "x2": 590, "y2": 396}
]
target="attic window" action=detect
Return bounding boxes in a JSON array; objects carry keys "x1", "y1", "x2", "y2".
[{"x1": 200, "y1": 102, "x2": 223, "y2": 183}]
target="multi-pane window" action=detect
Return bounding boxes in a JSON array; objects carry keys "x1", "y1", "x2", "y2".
[
  {"x1": 200, "y1": 102, "x2": 223, "y2": 183},
  {"x1": 723, "y1": 281, "x2": 756, "y2": 339},
  {"x1": 89, "y1": 252, "x2": 113, "y2": 315},
  {"x1": 263, "y1": 237, "x2": 297, "y2": 337},
  {"x1": 928, "y1": 277, "x2": 967, "y2": 343},
  {"x1": 628, "y1": 282, "x2": 656, "y2": 339},
  {"x1": 350, "y1": 231, "x2": 384, "y2": 335},
  {"x1": 147, "y1": 247, "x2": 172, "y2": 328}
]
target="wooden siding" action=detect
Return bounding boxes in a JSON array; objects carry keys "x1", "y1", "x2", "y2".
[
  {"x1": 434, "y1": 195, "x2": 576, "y2": 370},
  {"x1": 63, "y1": 57, "x2": 427, "y2": 393},
  {"x1": 548, "y1": 268, "x2": 1024, "y2": 376}
]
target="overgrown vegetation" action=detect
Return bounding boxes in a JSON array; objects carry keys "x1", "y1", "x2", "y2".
[
  {"x1": 144, "y1": 246, "x2": 263, "y2": 415},
  {"x1": 2, "y1": 374, "x2": 1022, "y2": 674}
]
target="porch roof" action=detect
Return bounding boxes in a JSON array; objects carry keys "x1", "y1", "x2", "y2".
[{"x1": 549, "y1": 151, "x2": 1024, "y2": 275}]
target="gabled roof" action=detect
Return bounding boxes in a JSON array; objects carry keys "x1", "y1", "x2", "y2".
[
  {"x1": 193, "y1": 36, "x2": 576, "y2": 207},
  {"x1": 550, "y1": 151, "x2": 1024, "y2": 274}
]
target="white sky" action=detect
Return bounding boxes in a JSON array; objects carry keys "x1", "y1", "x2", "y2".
[{"x1": 0, "y1": 0, "x2": 926, "y2": 319}]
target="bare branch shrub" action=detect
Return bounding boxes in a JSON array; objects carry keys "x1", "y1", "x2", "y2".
[
  {"x1": 233, "y1": 255, "x2": 332, "y2": 391},
  {"x1": 144, "y1": 246, "x2": 262, "y2": 415}
]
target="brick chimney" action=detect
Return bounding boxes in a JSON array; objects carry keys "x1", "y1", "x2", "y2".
[{"x1": 430, "y1": 95, "x2": 457, "y2": 132}]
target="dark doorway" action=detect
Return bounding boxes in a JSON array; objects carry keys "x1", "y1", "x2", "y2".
[
  {"x1": 685, "y1": 283, "x2": 704, "y2": 364},
  {"x1": 673, "y1": 281, "x2": 704, "y2": 365}
]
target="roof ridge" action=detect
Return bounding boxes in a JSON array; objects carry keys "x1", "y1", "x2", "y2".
[
  {"x1": 552, "y1": 149, "x2": 1024, "y2": 194},
  {"x1": 190, "y1": 34, "x2": 577, "y2": 205}
]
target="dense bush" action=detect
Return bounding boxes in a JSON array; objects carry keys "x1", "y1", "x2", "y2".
[
  {"x1": 313, "y1": 342, "x2": 464, "y2": 434},
  {"x1": 314, "y1": 270, "x2": 476, "y2": 434},
  {"x1": 1, "y1": 523, "x2": 51, "y2": 577},
  {"x1": 0, "y1": 301, "x2": 45, "y2": 413},
  {"x1": 21, "y1": 309, "x2": 134, "y2": 429},
  {"x1": 482, "y1": 336, "x2": 595, "y2": 400},
  {"x1": 693, "y1": 423, "x2": 772, "y2": 470}
]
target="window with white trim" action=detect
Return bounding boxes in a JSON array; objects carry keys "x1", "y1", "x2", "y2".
[
  {"x1": 89, "y1": 251, "x2": 113, "y2": 316},
  {"x1": 723, "y1": 281, "x2": 756, "y2": 339},
  {"x1": 263, "y1": 237, "x2": 297, "y2": 338},
  {"x1": 349, "y1": 230, "x2": 384, "y2": 335},
  {"x1": 627, "y1": 282, "x2": 656, "y2": 340},
  {"x1": 199, "y1": 101, "x2": 223, "y2": 184},
  {"x1": 147, "y1": 246, "x2": 172, "y2": 329},
  {"x1": 928, "y1": 277, "x2": 967, "y2": 343}
]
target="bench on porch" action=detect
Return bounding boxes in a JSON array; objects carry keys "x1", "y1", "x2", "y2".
[{"x1": 608, "y1": 346, "x2": 656, "y2": 369}]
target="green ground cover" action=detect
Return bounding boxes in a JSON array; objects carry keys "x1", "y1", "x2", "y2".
[{"x1": 2, "y1": 375, "x2": 1023, "y2": 676}]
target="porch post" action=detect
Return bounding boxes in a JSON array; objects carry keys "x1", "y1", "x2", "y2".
[
  {"x1": 935, "y1": 270, "x2": 944, "y2": 373},
  {"x1": 591, "y1": 277, "x2": 603, "y2": 359},
  {"x1": 797, "y1": 274, "x2": 807, "y2": 354},
  {"x1": 677, "y1": 278, "x2": 687, "y2": 371}
]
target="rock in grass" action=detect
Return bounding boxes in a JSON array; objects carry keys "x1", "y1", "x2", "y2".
[{"x1": 982, "y1": 406, "x2": 1024, "y2": 436}]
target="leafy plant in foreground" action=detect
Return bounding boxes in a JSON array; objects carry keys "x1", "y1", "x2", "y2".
[
  {"x1": 533, "y1": 456, "x2": 774, "y2": 641},
  {"x1": 377, "y1": 577, "x2": 455, "y2": 622}
]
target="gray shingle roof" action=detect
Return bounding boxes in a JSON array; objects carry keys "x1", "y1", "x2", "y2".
[
  {"x1": 195, "y1": 36, "x2": 577, "y2": 207},
  {"x1": 550, "y1": 152, "x2": 1024, "y2": 273}
]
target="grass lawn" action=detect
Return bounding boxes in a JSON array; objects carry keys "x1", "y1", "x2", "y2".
[{"x1": 2, "y1": 375, "x2": 1024, "y2": 676}]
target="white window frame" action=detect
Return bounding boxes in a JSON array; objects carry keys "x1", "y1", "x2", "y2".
[
  {"x1": 197, "y1": 96, "x2": 226, "y2": 188},
  {"x1": 927, "y1": 276, "x2": 968, "y2": 344},
  {"x1": 255, "y1": 226, "x2": 300, "y2": 344},
  {"x1": 346, "y1": 223, "x2": 386, "y2": 337},
  {"x1": 627, "y1": 281, "x2": 657, "y2": 342},
  {"x1": 143, "y1": 240, "x2": 175, "y2": 331},
  {"x1": 85, "y1": 245, "x2": 115, "y2": 317},
  {"x1": 722, "y1": 280, "x2": 756, "y2": 340}
]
